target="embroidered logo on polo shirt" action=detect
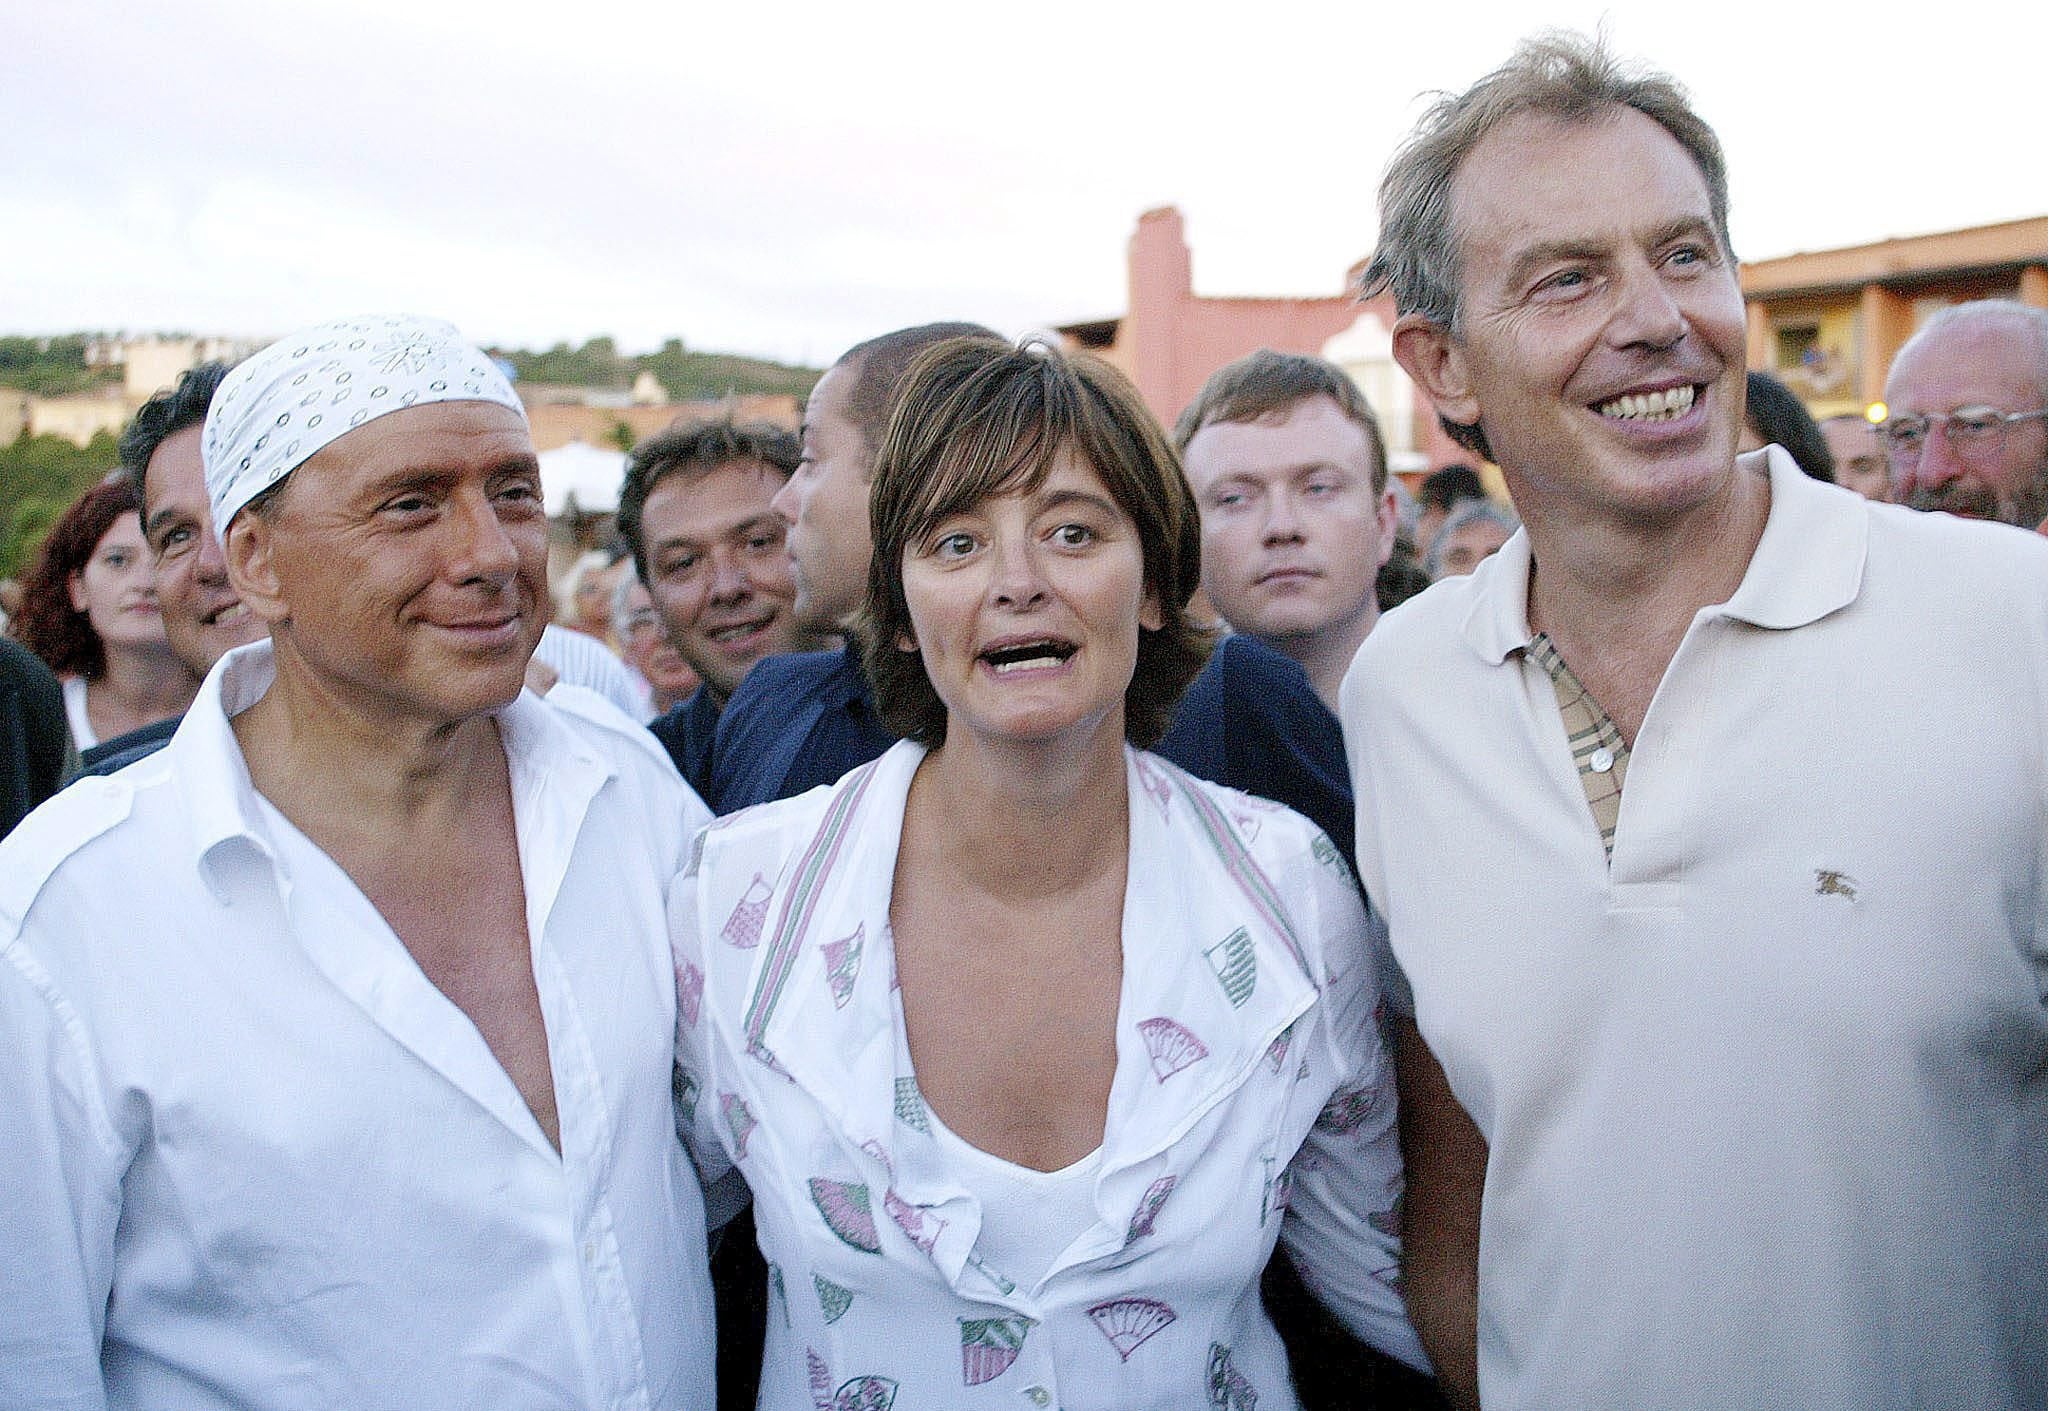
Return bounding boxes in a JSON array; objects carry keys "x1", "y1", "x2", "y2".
[{"x1": 1813, "y1": 869, "x2": 1859, "y2": 900}]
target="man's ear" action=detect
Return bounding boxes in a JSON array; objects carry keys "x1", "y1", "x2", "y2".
[
  {"x1": 1373, "y1": 487, "x2": 1399, "y2": 571},
  {"x1": 1392, "y1": 314, "x2": 1481, "y2": 430},
  {"x1": 223, "y1": 513, "x2": 289, "y2": 628}
]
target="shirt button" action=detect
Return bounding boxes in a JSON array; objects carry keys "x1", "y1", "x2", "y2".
[
  {"x1": 582, "y1": 1239, "x2": 599, "y2": 1266},
  {"x1": 1588, "y1": 747, "x2": 1615, "y2": 774},
  {"x1": 1021, "y1": 1388, "x2": 1052, "y2": 1408}
]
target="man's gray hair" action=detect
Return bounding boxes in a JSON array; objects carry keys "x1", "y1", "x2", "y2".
[
  {"x1": 1360, "y1": 31, "x2": 1732, "y2": 339},
  {"x1": 1893, "y1": 299, "x2": 2048, "y2": 399},
  {"x1": 610, "y1": 570, "x2": 644, "y2": 638},
  {"x1": 1425, "y1": 498, "x2": 1521, "y2": 578}
]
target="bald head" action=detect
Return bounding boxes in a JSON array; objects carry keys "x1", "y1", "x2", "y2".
[{"x1": 1883, "y1": 300, "x2": 2048, "y2": 526}]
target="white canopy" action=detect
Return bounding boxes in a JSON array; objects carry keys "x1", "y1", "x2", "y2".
[{"x1": 540, "y1": 440, "x2": 628, "y2": 517}]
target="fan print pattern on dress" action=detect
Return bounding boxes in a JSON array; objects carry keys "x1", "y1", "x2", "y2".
[
  {"x1": 807, "y1": 1350, "x2": 899, "y2": 1411},
  {"x1": 1207, "y1": 1342, "x2": 1259, "y2": 1410},
  {"x1": 1263, "y1": 1025, "x2": 1293, "y2": 1075},
  {"x1": 1310, "y1": 831, "x2": 1353, "y2": 884},
  {"x1": 672, "y1": 1068, "x2": 700, "y2": 1126},
  {"x1": 1138, "y1": 1017, "x2": 1209, "y2": 1081},
  {"x1": 722, "y1": 874, "x2": 773, "y2": 949},
  {"x1": 1124, "y1": 1174, "x2": 1178, "y2": 1243},
  {"x1": 814, "y1": 1273, "x2": 854, "y2": 1324},
  {"x1": 721, "y1": 1092, "x2": 757, "y2": 1160},
  {"x1": 1259, "y1": 1155, "x2": 1293, "y2": 1225},
  {"x1": 1368, "y1": 1191, "x2": 1401, "y2": 1237},
  {"x1": 769, "y1": 1263, "x2": 790, "y2": 1327},
  {"x1": 1313, "y1": 1081, "x2": 1381, "y2": 1135},
  {"x1": 822, "y1": 923, "x2": 864, "y2": 1009},
  {"x1": 893, "y1": 1077, "x2": 931, "y2": 1134},
  {"x1": 884, "y1": 1189, "x2": 945, "y2": 1255},
  {"x1": 808, "y1": 1177, "x2": 881, "y2": 1253},
  {"x1": 1204, "y1": 927, "x2": 1256, "y2": 1007},
  {"x1": 1087, "y1": 1296, "x2": 1177, "y2": 1361},
  {"x1": 676, "y1": 961, "x2": 703, "y2": 1028},
  {"x1": 959, "y1": 1315, "x2": 1034, "y2": 1385}
]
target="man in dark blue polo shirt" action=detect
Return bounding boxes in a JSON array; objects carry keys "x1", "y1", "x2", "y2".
[{"x1": 617, "y1": 417, "x2": 831, "y2": 795}]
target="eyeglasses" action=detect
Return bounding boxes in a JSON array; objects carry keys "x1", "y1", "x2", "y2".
[{"x1": 1879, "y1": 405, "x2": 2048, "y2": 465}]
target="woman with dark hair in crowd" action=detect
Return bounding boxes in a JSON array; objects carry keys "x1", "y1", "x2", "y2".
[
  {"x1": 673, "y1": 336, "x2": 1425, "y2": 1410},
  {"x1": 1741, "y1": 370, "x2": 1836, "y2": 481},
  {"x1": 10, "y1": 477, "x2": 199, "y2": 751}
]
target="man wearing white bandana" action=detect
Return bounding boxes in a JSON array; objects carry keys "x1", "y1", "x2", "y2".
[{"x1": 0, "y1": 314, "x2": 718, "y2": 1410}]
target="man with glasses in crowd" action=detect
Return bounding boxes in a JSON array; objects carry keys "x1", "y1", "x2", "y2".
[{"x1": 1880, "y1": 299, "x2": 2048, "y2": 529}]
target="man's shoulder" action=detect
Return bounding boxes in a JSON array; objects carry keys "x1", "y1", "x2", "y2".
[
  {"x1": 1175, "y1": 634, "x2": 1325, "y2": 726},
  {"x1": 0, "y1": 767, "x2": 153, "y2": 937},
  {"x1": 1866, "y1": 499, "x2": 2048, "y2": 585},
  {"x1": 725, "y1": 647, "x2": 851, "y2": 712},
  {"x1": 79, "y1": 715, "x2": 181, "y2": 776},
  {"x1": 545, "y1": 685, "x2": 681, "y2": 775},
  {"x1": 531, "y1": 687, "x2": 712, "y2": 833},
  {"x1": 714, "y1": 647, "x2": 849, "y2": 756}
]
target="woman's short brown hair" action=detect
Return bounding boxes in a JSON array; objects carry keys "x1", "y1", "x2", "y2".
[{"x1": 860, "y1": 337, "x2": 1212, "y2": 749}]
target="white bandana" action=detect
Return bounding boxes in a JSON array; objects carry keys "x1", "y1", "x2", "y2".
[{"x1": 202, "y1": 313, "x2": 526, "y2": 538}]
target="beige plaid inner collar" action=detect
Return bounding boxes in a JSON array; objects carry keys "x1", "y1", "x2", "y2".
[{"x1": 1524, "y1": 632, "x2": 1630, "y2": 861}]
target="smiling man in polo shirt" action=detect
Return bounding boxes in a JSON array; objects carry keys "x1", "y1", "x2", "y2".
[{"x1": 1344, "y1": 34, "x2": 2048, "y2": 1411}]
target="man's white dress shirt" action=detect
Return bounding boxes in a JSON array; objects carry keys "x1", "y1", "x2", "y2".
[
  {"x1": 672, "y1": 740, "x2": 1425, "y2": 1411},
  {"x1": 0, "y1": 641, "x2": 717, "y2": 1411}
]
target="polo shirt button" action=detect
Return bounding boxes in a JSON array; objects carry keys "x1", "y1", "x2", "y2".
[
  {"x1": 1589, "y1": 747, "x2": 1615, "y2": 774},
  {"x1": 1021, "y1": 1387, "x2": 1052, "y2": 1408}
]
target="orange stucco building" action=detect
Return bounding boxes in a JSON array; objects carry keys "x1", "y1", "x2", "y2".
[
  {"x1": 1740, "y1": 215, "x2": 2048, "y2": 419},
  {"x1": 1056, "y1": 207, "x2": 1470, "y2": 479}
]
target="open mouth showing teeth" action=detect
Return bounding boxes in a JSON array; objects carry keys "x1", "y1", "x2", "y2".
[
  {"x1": 1595, "y1": 384, "x2": 1697, "y2": 422},
  {"x1": 980, "y1": 640, "x2": 1076, "y2": 673},
  {"x1": 708, "y1": 620, "x2": 769, "y2": 643},
  {"x1": 204, "y1": 603, "x2": 250, "y2": 627}
]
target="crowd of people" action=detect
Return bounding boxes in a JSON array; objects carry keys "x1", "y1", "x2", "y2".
[{"x1": 2, "y1": 29, "x2": 2045, "y2": 1411}]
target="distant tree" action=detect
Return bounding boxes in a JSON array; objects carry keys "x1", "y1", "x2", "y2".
[
  {"x1": 0, "y1": 430, "x2": 121, "y2": 579},
  {"x1": 0, "y1": 334, "x2": 115, "y2": 396},
  {"x1": 483, "y1": 334, "x2": 821, "y2": 401},
  {"x1": 607, "y1": 420, "x2": 636, "y2": 453}
]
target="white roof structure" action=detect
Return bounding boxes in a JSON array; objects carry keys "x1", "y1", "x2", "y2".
[{"x1": 540, "y1": 439, "x2": 628, "y2": 517}]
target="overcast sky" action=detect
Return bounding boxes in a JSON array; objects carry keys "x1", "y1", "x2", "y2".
[{"x1": 6, "y1": 0, "x2": 2044, "y2": 367}]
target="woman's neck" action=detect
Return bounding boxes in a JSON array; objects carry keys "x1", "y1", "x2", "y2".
[
  {"x1": 907, "y1": 719, "x2": 1130, "y2": 900},
  {"x1": 88, "y1": 644, "x2": 201, "y2": 739}
]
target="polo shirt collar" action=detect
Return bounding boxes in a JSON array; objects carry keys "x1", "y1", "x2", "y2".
[
  {"x1": 1458, "y1": 446, "x2": 1867, "y2": 666},
  {"x1": 1459, "y1": 527, "x2": 1538, "y2": 665},
  {"x1": 1715, "y1": 446, "x2": 1866, "y2": 631}
]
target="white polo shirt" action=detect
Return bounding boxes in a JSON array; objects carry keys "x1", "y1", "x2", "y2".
[
  {"x1": 0, "y1": 641, "x2": 716, "y2": 1411},
  {"x1": 1342, "y1": 449, "x2": 2048, "y2": 1411}
]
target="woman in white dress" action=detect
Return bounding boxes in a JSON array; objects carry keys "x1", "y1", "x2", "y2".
[
  {"x1": 11, "y1": 477, "x2": 198, "y2": 751},
  {"x1": 672, "y1": 337, "x2": 1426, "y2": 1410}
]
